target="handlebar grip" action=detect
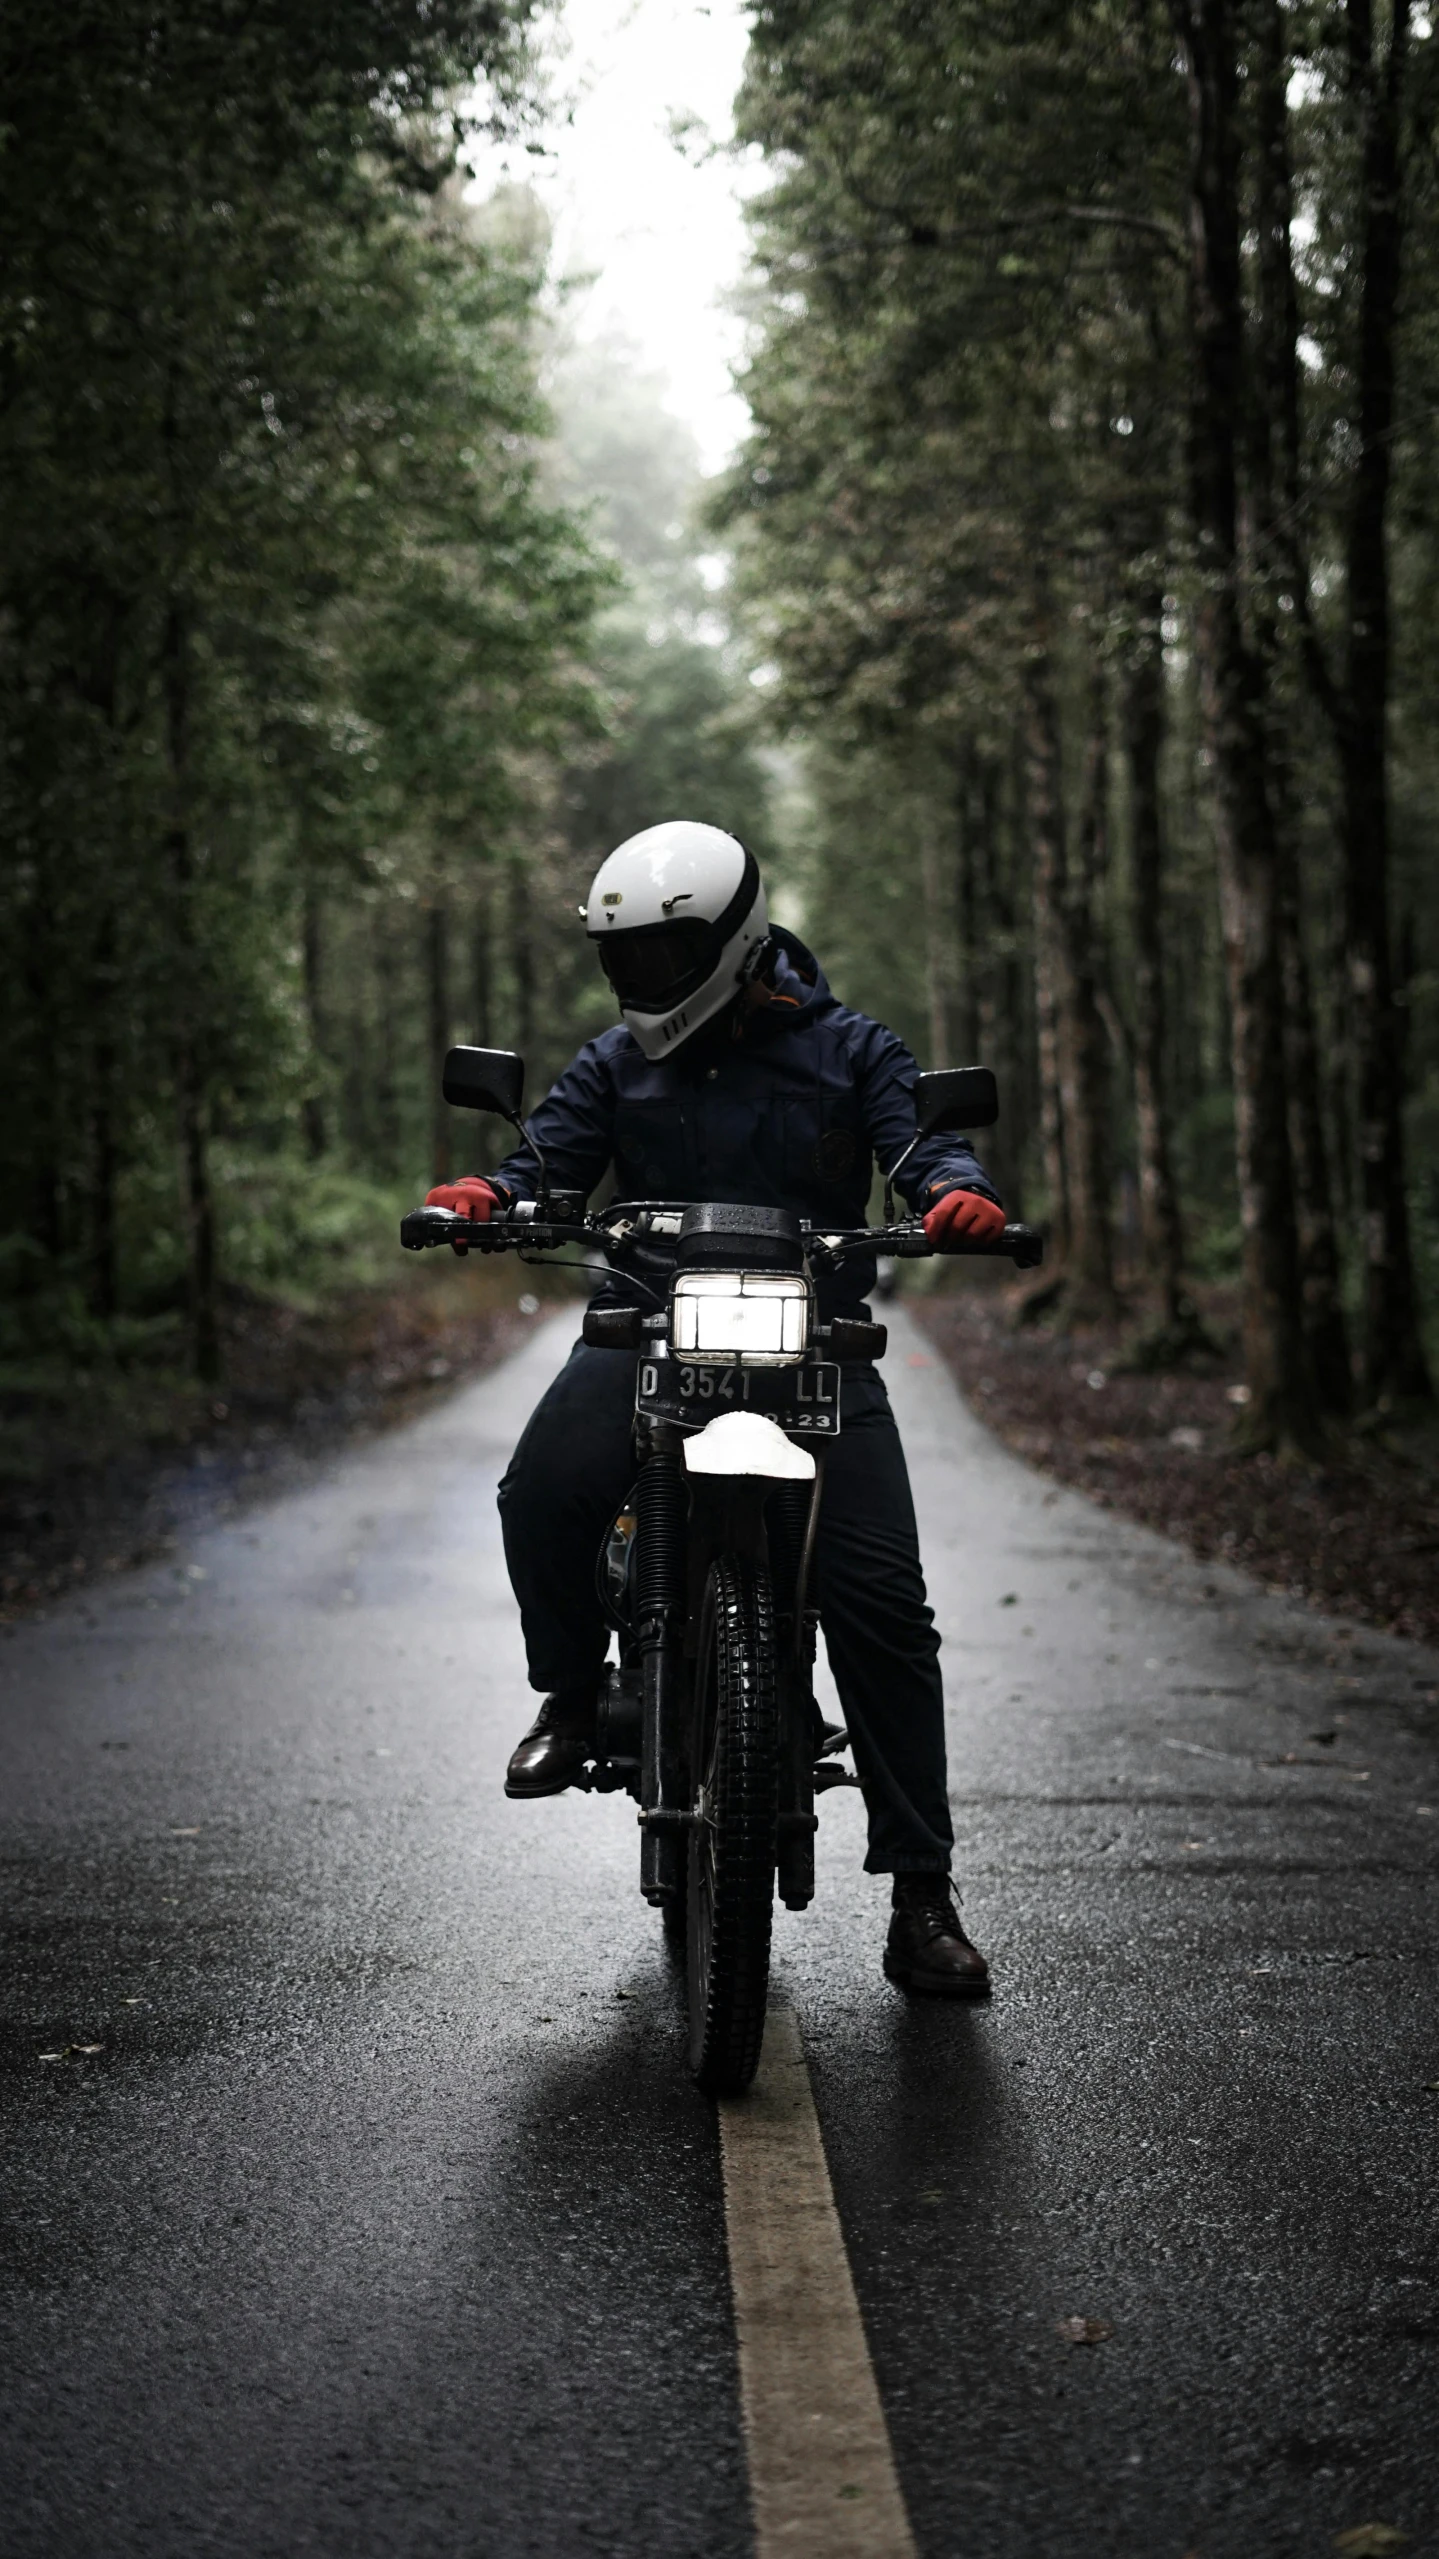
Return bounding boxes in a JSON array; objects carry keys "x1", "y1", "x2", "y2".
[
  {"x1": 400, "y1": 1208, "x2": 450, "y2": 1249},
  {"x1": 884, "y1": 1220, "x2": 1044, "y2": 1266},
  {"x1": 953, "y1": 1222, "x2": 1044, "y2": 1266},
  {"x1": 1002, "y1": 1223, "x2": 1044, "y2": 1268},
  {"x1": 400, "y1": 1204, "x2": 591, "y2": 1253},
  {"x1": 400, "y1": 1206, "x2": 501, "y2": 1251}
]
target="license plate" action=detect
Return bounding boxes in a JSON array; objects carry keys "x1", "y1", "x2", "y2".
[{"x1": 636, "y1": 1357, "x2": 841, "y2": 1435}]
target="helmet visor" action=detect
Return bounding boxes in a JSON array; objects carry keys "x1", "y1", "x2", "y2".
[{"x1": 596, "y1": 920, "x2": 715, "y2": 1013}]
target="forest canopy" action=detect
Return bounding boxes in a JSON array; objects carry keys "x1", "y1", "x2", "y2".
[
  {"x1": 0, "y1": 0, "x2": 1435, "y2": 1470},
  {"x1": 0, "y1": 0, "x2": 770, "y2": 1384},
  {"x1": 715, "y1": 0, "x2": 1439, "y2": 1449}
]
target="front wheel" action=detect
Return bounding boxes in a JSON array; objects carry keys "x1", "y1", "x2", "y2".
[{"x1": 687, "y1": 1555, "x2": 778, "y2": 2096}]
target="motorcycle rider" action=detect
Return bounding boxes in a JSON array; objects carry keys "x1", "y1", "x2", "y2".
[{"x1": 426, "y1": 821, "x2": 1006, "y2": 1997}]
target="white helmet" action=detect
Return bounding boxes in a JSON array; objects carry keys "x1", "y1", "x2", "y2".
[{"x1": 584, "y1": 820, "x2": 769, "y2": 1060}]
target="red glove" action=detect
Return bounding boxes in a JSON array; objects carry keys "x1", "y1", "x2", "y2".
[
  {"x1": 425, "y1": 1176, "x2": 498, "y2": 1227},
  {"x1": 923, "y1": 1187, "x2": 1007, "y2": 1250}
]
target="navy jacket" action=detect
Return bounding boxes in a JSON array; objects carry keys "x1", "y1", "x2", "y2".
[{"x1": 490, "y1": 929, "x2": 998, "y2": 1313}]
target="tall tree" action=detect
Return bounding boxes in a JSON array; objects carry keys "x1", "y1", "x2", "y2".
[{"x1": 1169, "y1": 0, "x2": 1320, "y2": 1448}]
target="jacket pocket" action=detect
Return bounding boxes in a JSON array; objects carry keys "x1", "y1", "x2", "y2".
[
  {"x1": 612, "y1": 1100, "x2": 688, "y2": 1197},
  {"x1": 780, "y1": 1092, "x2": 865, "y2": 1193}
]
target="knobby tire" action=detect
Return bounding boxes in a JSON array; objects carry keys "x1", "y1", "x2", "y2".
[{"x1": 687, "y1": 1555, "x2": 778, "y2": 2097}]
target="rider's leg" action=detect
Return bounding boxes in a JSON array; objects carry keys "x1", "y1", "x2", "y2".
[
  {"x1": 813, "y1": 1369, "x2": 988, "y2": 1994},
  {"x1": 497, "y1": 1340, "x2": 636, "y2": 1790},
  {"x1": 812, "y1": 1365, "x2": 955, "y2": 1874}
]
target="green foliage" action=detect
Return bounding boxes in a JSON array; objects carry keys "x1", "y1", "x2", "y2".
[
  {"x1": 714, "y1": 0, "x2": 1439, "y2": 1387},
  {"x1": 0, "y1": 0, "x2": 609, "y2": 1366}
]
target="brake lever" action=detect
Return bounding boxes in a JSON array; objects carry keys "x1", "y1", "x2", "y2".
[{"x1": 821, "y1": 1220, "x2": 1044, "y2": 1267}]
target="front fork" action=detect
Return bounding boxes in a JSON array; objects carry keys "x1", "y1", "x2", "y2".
[
  {"x1": 635, "y1": 1425, "x2": 689, "y2": 1905},
  {"x1": 768, "y1": 1471, "x2": 823, "y2": 1911},
  {"x1": 634, "y1": 1430, "x2": 824, "y2": 1913}
]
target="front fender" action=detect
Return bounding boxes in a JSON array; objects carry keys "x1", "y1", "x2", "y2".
[
  {"x1": 681, "y1": 1408, "x2": 816, "y2": 1482},
  {"x1": 681, "y1": 1411, "x2": 813, "y2": 1654}
]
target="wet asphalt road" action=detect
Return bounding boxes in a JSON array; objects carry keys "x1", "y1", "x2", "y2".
[{"x1": 2, "y1": 1303, "x2": 1437, "y2": 2559}]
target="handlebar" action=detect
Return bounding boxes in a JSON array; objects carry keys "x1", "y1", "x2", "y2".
[{"x1": 399, "y1": 1202, "x2": 1044, "y2": 1270}]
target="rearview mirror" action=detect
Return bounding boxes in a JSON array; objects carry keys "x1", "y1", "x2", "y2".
[
  {"x1": 915, "y1": 1065, "x2": 998, "y2": 1134},
  {"x1": 443, "y1": 1046, "x2": 524, "y2": 1120}
]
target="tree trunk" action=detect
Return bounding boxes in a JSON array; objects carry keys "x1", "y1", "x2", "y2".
[
  {"x1": 952, "y1": 753, "x2": 981, "y2": 1064},
  {"x1": 163, "y1": 601, "x2": 220, "y2": 1383},
  {"x1": 301, "y1": 877, "x2": 326, "y2": 1162},
  {"x1": 1122, "y1": 603, "x2": 1188, "y2": 1326},
  {"x1": 1024, "y1": 661, "x2": 1070, "y2": 1257},
  {"x1": 918, "y1": 799, "x2": 951, "y2": 1068},
  {"x1": 373, "y1": 904, "x2": 400, "y2": 1180},
  {"x1": 179, "y1": 1052, "x2": 219, "y2": 1382},
  {"x1": 1058, "y1": 677, "x2": 1119, "y2": 1314},
  {"x1": 1336, "y1": 0, "x2": 1430, "y2": 1405},
  {"x1": 21, "y1": 844, "x2": 65, "y2": 1270},
  {"x1": 472, "y1": 870, "x2": 493, "y2": 1049},
  {"x1": 509, "y1": 860, "x2": 535, "y2": 1060},
  {"x1": 426, "y1": 897, "x2": 450, "y2": 1189},
  {"x1": 1250, "y1": 3, "x2": 1353, "y2": 1415},
  {"x1": 973, "y1": 753, "x2": 1024, "y2": 1216},
  {"x1": 88, "y1": 909, "x2": 119, "y2": 1321},
  {"x1": 1326, "y1": 906, "x2": 1356, "y2": 1227},
  {"x1": 1172, "y1": 0, "x2": 1319, "y2": 1452},
  {"x1": 1277, "y1": 828, "x2": 1353, "y2": 1412}
]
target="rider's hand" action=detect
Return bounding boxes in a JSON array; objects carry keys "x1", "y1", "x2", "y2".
[
  {"x1": 425, "y1": 1176, "x2": 498, "y2": 1248},
  {"x1": 923, "y1": 1187, "x2": 1007, "y2": 1250}
]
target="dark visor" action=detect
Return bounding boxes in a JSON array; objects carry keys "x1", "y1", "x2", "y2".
[{"x1": 596, "y1": 920, "x2": 714, "y2": 1011}]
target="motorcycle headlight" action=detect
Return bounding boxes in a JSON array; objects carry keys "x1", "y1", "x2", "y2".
[{"x1": 670, "y1": 1271, "x2": 810, "y2": 1364}]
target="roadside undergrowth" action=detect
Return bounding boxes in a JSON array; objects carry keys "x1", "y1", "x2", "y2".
[
  {"x1": 0, "y1": 1257, "x2": 583, "y2": 1623},
  {"x1": 913, "y1": 1273, "x2": 1439, "y2": 1647}
]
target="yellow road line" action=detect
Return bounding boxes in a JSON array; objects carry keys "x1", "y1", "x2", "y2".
[{"x1": 718, "y1": 2004, "x2": 918, "y2": 2558}]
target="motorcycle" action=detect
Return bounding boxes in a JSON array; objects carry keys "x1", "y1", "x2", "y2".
[{"x1": 402, "y1": 1045, "x2": 1042, "y2": 2095}]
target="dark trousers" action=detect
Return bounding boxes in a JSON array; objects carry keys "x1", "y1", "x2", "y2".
[{"x1": 497, "y1": 1343, "x2": 954, "y2": 1875}]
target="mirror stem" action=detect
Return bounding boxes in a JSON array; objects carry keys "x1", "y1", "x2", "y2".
[
  {"x1": 507, "y1": 1112, "x2": 548, "y2": 1207},
  {"x1": 882, "y1": 1133, "x2": 919, "y2": 1226}
]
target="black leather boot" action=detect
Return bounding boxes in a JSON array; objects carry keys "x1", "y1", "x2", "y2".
[
  {"x1": 504, "y1": 1690, "x2": 597, "y2": 1799},
  {"x1": 883, "y1": 1873, "x2": 991, "y2": 1999}
]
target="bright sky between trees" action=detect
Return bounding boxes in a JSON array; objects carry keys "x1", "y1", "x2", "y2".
[{"x1": 468, "y1": 0, "x2": 759, "y2": 475}]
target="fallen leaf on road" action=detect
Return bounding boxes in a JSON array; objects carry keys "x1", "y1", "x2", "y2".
[
  {"x1": 999, "y1": 1592, "x2": 1018, "y2": 1606},
  {"x1": 1056, "y1": 2316, "x2": 1112, "y2": 2346},
  {"x1": 1333, "y1": 2528, "x2": 1408, "y2": 2556}
]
